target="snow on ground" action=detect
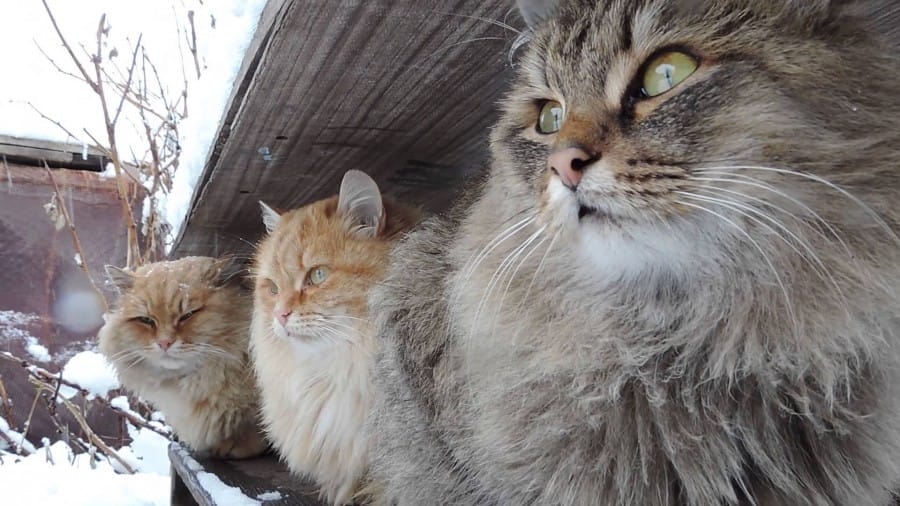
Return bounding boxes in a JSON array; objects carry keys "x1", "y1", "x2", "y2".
[
  {"x1": 0, "y1": 439, "x2": 170, "y2": 506},
  {"x1": 1, "y1": 349, "x2": 171, "y2": 506},
  {"x1": 0, "y1": 310, "x2": 51, "y2": 362},
  {"x1": 0, "y1": 0, "x2": 268, "y2": 250}
]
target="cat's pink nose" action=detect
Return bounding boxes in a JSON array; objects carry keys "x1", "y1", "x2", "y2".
[
  {"x1": 276, "y1": 309, "x2": 292, "y2": 326},
  {"x1": 157, "y1": 338, "x2": 173, "y2": 351},
  {"x1": 548, "y1": 147, "x2": 595, "y2": 189}
]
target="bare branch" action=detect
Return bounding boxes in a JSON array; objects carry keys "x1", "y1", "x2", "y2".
[
  {"x1": 39, "y1": 0, "x2": 99, "y2": 92},
  {"x1": 112, "y1": 34, "x2": 143, "y2": 126},
  {"x1": 33, "y1": 42, "x2": 84, "y2": 82},
  {"x1": 0, "y1": 352, "x2": 174, "y2": 442},
  {"x1": 186, "y1": 10, "x2": 202, "y2": 79},
  {"x1": 23, "y1": 101, "x2": 89, "y2": 146}
]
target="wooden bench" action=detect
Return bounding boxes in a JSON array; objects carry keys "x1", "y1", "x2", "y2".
[{"x1": 169, "y1": 443, "x2": 327, "y2": 506}]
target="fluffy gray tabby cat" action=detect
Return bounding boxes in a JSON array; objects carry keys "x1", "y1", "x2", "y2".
[{"x1": 367, "y1": 0, "x2": 900, "y2": 504}]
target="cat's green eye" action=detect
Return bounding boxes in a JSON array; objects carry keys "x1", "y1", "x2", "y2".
[
  {"x1": 135, "y1": 316, "x2": 156, "y2": 327},
  {"x1": 308, "y1": 266, "x2": 330, "y2": 286},
  {"x1": 268, "y1": 281, "x2": 279, "y2": 295},
  {"x1": 537, "y1": 100, "x2": 564, "y2": 134},
  {"x1": 641, "y1": 51, "x2": 698, "y2": 98}
]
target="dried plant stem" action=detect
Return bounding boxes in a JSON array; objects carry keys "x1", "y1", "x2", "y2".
[
  {"x1": 0, "y1": 352, "x2": 173, "y2": 441},
  {"x1": 0, "y1": 374, "x2": 16, "y2": 427},
  {"x1": 30, "y1": 378, "x2": 136, "y2": 474},
  {"x1": 15, "y1": 388, "x2": 42, "y2": 456},
  {"x1": 43, "y1": 162, "x2": 109, "y2": 311},
  {"x1": 186, "y1": 10, "x2": 202, "y2": 79}
]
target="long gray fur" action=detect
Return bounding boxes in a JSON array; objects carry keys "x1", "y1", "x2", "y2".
[{"x1": 368, "y1": 1, "x2": 900, "y2": 504}]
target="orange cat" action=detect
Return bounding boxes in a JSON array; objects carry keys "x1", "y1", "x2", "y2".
[
  {"x1": 99, "y1": 256, "x2": 268, "y2": 459},
  {"x1": 250, "y1": 171, "x2": 419, "y2": 504}
]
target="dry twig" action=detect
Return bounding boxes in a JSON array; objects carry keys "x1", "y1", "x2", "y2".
[{"x1": 43, "y1": 162, "x2": 109, "y2": 311}]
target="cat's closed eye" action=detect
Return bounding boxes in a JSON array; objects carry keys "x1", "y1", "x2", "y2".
[
  {"x1": 179, "y1": 308, "x2": 202, "y2": 323},
  {"x1": 133, "y1": 316, "x2": 156, "y2": 327}
]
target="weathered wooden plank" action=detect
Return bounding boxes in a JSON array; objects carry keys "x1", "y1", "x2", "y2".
[
  {"x1": 171, "y1": 0, "x2": 518, "y2": 258},
  {"x1": 169, "y1": 443, "x2": 327, "y2": 505}
]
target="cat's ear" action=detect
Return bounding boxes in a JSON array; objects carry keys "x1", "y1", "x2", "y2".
[
  {"x1": 337, "y1": 170, "x2": 385, "y2": 238},
  {"x1": 104, "y1": 265, "x2": 134, "y2": 293},
  {"x1": 207, "y1": 256, "x2": 246, "y2": 288},
  {"x1": 517, "y1": 0, "x2": 561, "y2": 29},
  {"x1": 259, "y1": 201, "x2": 281, "y2": 234}
]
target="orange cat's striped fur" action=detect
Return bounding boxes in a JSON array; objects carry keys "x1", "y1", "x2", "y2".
[
  {"x1": 250, "y1": 171, "x2": 419, "y2": 505},
  {"x1": 99, "y1": 256, "x2": 267, "y2": 459}
]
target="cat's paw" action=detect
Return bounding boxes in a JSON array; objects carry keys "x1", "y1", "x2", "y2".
[{"x1": 210, "y1": 430, "x2": 270, "y2": 460}]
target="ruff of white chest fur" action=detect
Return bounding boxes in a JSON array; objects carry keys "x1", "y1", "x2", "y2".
[
  {"x1": 250, "y1": 314, "x2": 374, "y2": 505},
  {"x1": 112, "y1": 351, "x2": 260, "y2": 456}
]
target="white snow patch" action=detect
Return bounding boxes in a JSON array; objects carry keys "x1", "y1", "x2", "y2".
[
  {"x1": 173, "y1": 446, "x2": 259, "y2": 504},
  {"x1": 0, "y1": 310, "x2": 51, "y2": 363},
  {"x1": 197, "y1": 471, "x2": 261, "y2": 506},
  {"x1": 123, "y1": 423, "x2": 172, "y2": 476},
  {"x1": 99, "y1": 162, "x2": 117, "y2": 179},
  {"x1": 0, "y1": 309, "x2": 39, "y2": 339},
  {"x1": 257, "y1": 490, "x2": 284, "y2": 501},
  {"x1": 0, "y1": 416, "x2": 37, "y2": 455},
  {"x1": 59, "y1": 351, "x2": 120, "y2": 400},
  {"x1": 0, "y1": 439, "x2": 169, "y2": 506},
  {"x1": 25, "y1": 341, "x2": 51, "y2": 363},
  {"x1": 109, "y1": 395, "x2": 131, "y2": 412}
]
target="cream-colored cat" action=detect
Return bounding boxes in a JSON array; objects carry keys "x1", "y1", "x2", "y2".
[
  {"x1": 99, "y1": 256, "x2": 268, "y2": 459},
  {"x1": 250, "y1": 171, "x2": 418, "y2": 505}
]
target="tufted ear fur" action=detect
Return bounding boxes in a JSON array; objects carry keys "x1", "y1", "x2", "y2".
[
  {"x1": 259, "y1": 201, "x2": 281, "y2": 234},
  {"x1": 517, "y1": 0, "x2": 562, "y2": 29},
  {"x1": 105, "y1": 265, "x2": 134, "y2": 293},
  {"x1": 206, "y1": 256, "x2": 246, "y2": 288},
  {"x1": 337, "y1": 170, "x2": 385, "y2": 239}
]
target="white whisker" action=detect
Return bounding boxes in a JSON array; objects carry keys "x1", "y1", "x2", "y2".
[
  {"x1": 471, "y1": 225, "x2": 545, "y2": 340},
  {"x1": 691, "y1": 172, "x2": 853, "y2": 256},
  {"x1": 675, "y1": 199, "x2": 798, "y2": 330},
  {"x1": 677, "y1": 190, "x2": 849, "y2": 310},
  {"x1": 693, "y1": 165, "x2": 900, "y2": 246}
]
